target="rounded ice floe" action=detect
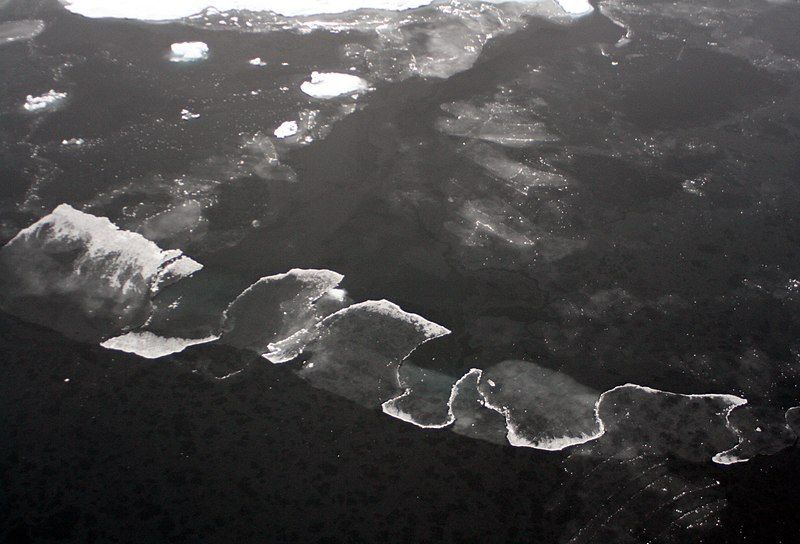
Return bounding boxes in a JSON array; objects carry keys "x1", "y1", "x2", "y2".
[
  {"x1": 596, "y1": 384, "x2": 747, "y2": 463},
  {"x1": 220, "y1": 268, "x2": 345, "y2": 354},
  {"x1": 296, "y1": 300, "x2": 450, "y2": 407},
  {"x1": 300, "y1": 72, "x2": 369, "y2": 99},
  {"x1": 273, "y1": 120, "x2": 298, "y2": 139},
  {"x1": 479, "y1": 360, "x2": 604, "y2": 451},
  {"x1": 0, "y1": 204, "x2": 203, "y2": 342},
  {"x1": 23, "y1": 90, "x2": 67, "y2": 112},
  {"x1": 0, "y1": 19, "x2": 45, "y2": 46},
  {"x1": 101, "y1": 331, "x2": 219, "y2": 359},
  {"x1": 169, "y1": 41, "x2": 209, "y2": 62},
  {"x1": 248, "y1": 57, "x2": 267, "y2": 66}
]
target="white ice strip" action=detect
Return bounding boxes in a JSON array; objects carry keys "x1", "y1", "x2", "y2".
[
  {"x1": 274, "y1": 120, "x2": 299, "y2": 138},
  {"x1": 297, "y1": 300, "x2": 450, "y2": 407},
  {"x1": 101, "y1": 331, "x2": 219, "y2": 359},
  {"x1": 60, "y1": 0, "x2": 593, "y2": 20},
  {"x1": 0, "y1": 19, "x2": 45, "y2": 46},
  {"x1": 381, "y1": 363, "x2": 458, "y2": 428},
  {"x1": 597, "y1": 384, "x2": 747, "y2": 463},
  {"x1": 61, "y1": 138, "x2": 85, "y2": 146},
  {"x1": 23, "y1": 90, "x2": 67, "y2": 112},
  {"x1": 0, "y1": 204, "x2": 202, "y2": 341},
  {"x1": 300, "y1": 72, "x2": 369, "y2": 99},
  {"x1": 169, "y1": 41, "x2": 208, "y2": 62},
  {"x1": 221, "y1": 268, "x2": 344, "y2": 354},
  {"x1": 466, "y1": 143, "x2": 570, "y2": 192},
  {"x1": 478, "y1": 360, "x2": 605, "y2": 451}
]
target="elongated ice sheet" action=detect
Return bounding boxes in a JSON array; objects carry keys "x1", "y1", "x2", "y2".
[
  {"x1": 101, "y1": 331, "x2": 219, "y2": 359},
  {"x1": 479, "y1": 360, "x2": 604, "y2": 450},
  {"x1": 596, "y1": 384, "x2": 746, "y2": 463},
  {"x1": 221, "y1": 268, "x2": 344, "y2": 354},
  {"x1": 0, "y1": 204, "x2": 202, "y2": 342},
  {"x1": 438, "y1": 101, "x2": 557, "y2": 148},
  {"x1": 297, "y1": 300, "x2": 450, "y2": 406}
]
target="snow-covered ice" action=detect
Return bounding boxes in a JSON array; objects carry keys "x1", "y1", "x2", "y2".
[
  {"x1": 101, "y1": 331, "x2": 219, "y2": 359},
  {"x1": 273, "y1": 120, "x2": 299, "y2": 139},
  {"x1": 23, "y1": 90, "x2": 67, "y2": 112},
  {"x1": 300, "y1": 72, "x2": 369, "y2": 99},
  {"x1": 169, "y1": 41, "x2": 208, "y2": 62}
]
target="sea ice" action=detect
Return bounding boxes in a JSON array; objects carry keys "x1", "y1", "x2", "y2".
[
  {"x1": 248, "y1": 57, "x2": 267, "y2": 66},
  {"x1": 296, "y1": 300, "x2": 450, "y2": 406},
  {"x1": 382, "y1": 364, "x2": 458, "y2": 428},
  {"x1": 221, "y1": 268, "x2": 345, "y2": 354},
  {"x1": 169, "y1": 41, "x2": 209, "y2": 62},
  {"x1": 273, "y1": 120, "x2": 299, "y2": 139},
  {"x1": 180, "y1": 108, "x2": 200, "y2": 120},
  {"x1": 101, "y1": 331, "x2": 219, "y2": 359},
  {"x1": 23, "y1": 90, "x2": 67, "y2": 112},
  {"x1": 300, "y1": 71, "x2": 369, "y2": 99},
  {"x1": 0, "y1": 204, "x2": 202, "y2": 341}
]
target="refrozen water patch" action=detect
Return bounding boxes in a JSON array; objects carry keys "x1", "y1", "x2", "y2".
[
  {"x1": 0, "y1": 205, "x2": 202, "y2": 342},
  {"x1": 479, "y1": 360, "x2": 604, "y2": 450},
  {"x1": 448, "y1": 368, "x2": 510, "y2": 444},
  {"x1": 0, "y1": 19, "x2": 45, "y2": 46},
  {"x1": 438, "y1": 101, "x2": 557, "y2": 148},
  {"x1": 169, "y1": 41, "x2": 208, "y2": 62},
  {"x1": 300, "y1": 72, "x2": 369, "y2": 99},
  {"x1": 297, "y1": 300, "x2": 450, "y2": 406},
  {"x1": 221, "y1": 268, "x2": 345, "y2": 355},
  {"x1": 382, "y1": 364, "x2": 458, "y2": 428},
  {"x1": 101, "y1": 331, "x2": 219, "y2": 359},
  {"x1": 711, "y1": 405, "x2": 796, "y2": 465},
  {"x1": 23, "y1": 90, "x2": 67, "y2": 112},
  {"x1": 596, "y1": 384, "x2": 747, "y2": 463}
]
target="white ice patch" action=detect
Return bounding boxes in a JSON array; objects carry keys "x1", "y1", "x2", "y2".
[
  {"x1": 169, "y1": 41, "x2": 209, "y2": 62},
  {"x1": 273, "y1": 120, "x2": 299, "y2": 138},
  {"x1": 61, "y1": 138, "x2": 85, "y2": 146},
  {"x1": 300, "y1": 71, "x2": 369, "y2": 99},
  {"x1": 60, "y1": 0, "x2": 593, "y2": 19},
  {"x1": 23, "y1": 90, "x2": 67, "y2": 112},
  {"x1": 0, "y1": 19, "x2": 45, "y2": 46},
  {"x1": 180, "y1": 108, "x2": 201, "y2": 120},
  {"x1": 101, "y1": 331, "x2": 219, "y2": 359},
  {"x1": 248, "y1": 57, "x2": 267, "y2": 66}
]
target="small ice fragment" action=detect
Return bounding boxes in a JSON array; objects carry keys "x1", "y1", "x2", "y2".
[
  {"x1": 23, "y1": 90, "x2": 67, "y2": 112},
  {"x1": 61, "y1": 138, "x2": 85, "y2": 146},
  {"x1": 554, "y1": 0, "x2": 594, "y2": 16},
  {"x1": 300, "y1": 71, "x2": 369, "y2": 99},
  {"x1": 273, "y1": 120, "x2": 298, "y2": 139},
  {"x1": 169, "y1": 41, "x2": 208, "y2": 62},
  {"x1": 180, "y1": 109, "x2": 200, "y2": 120},
  {"x1": 249, "y1": 57, "x2": 266, "y2": 66}
]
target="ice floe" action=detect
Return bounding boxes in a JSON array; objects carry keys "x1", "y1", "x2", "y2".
[
  {"x1": 438, "y1": 101, "x2": 557, "y2": 148},
  {"x1": 381, "y1": 363, "x2": 458, "y2": 428},
  {"x1": 169, "y1": 41, "x2": 208, "y2": 62},
  {"x1": 479, "y1": 360, "x2": 604, "y2": 450},
  {"x1": 0, "y1": 19, "x2": 45, "y2": 46},
  {"x1": 448, "y1": 368, "x2": 510, "y2": 444},
  {"x1": 300, "y1": 71, "x2": 369, "y2": 99},
  {"x1": 180, "y1": 108, "x2": 200, "y2": 120},
  {"x1": 221, "y1": 268, "x2": 345, "y2": 354},
  {"x1": 0, "y1": 204, "x2": 202, "y2": 342},
  {"x1": 101, "y1": 331, "x2": 219, "y2": 359},
  {"x1": 273, "y1": 120, "x2": 299, "y2": 139},
  {"x1": 711, "y1": 405, "x2": 796, "y2": 465},
  {"x1": 23, "y1": 90, "x2": 67, "y2": 112},
  {"x1": 296, "y1": 300, "x2": 451, "y2": 406},
  {"x1": 61, "y1": 138, "x2": 85, "y2": 146},
  {"x1": 248, "y1": 57, "x2": 267, "y2": 66}
]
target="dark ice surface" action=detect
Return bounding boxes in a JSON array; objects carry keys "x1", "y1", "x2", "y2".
[{"x1": 2, "y1": 0, "x2": 800, "y2": 541}]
